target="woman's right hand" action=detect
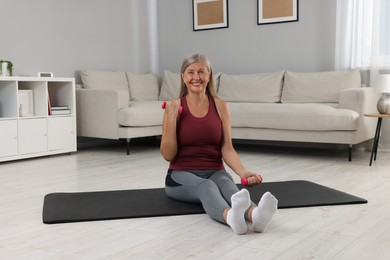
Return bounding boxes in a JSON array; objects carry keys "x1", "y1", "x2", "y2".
[
  {"x1": 160, "y1": 100, "x2": 181, "y2": 161},
  {"x1": 163, "y1": 101, "x2": 182, "y2": 118}
]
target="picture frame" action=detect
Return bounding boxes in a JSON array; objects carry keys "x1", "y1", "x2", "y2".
[
  {"x1": 193, "y1": 0, "x2": 228, "y2": 31},
  {"x1": 257, "y1": 0, "x2": 299, "y2": 25}
]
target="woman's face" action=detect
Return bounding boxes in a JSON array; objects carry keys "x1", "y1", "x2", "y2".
[{"x1": 182, "y1": 61, "x2": 210, "y2": 94}]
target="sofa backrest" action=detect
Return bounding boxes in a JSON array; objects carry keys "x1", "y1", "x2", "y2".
[
  {"x1": 80, "y1": 70, "x2": 128, "y2": 91},
  {"x1": 80, "y1": 68, "x2": 362, "y2": 104},
  {"x1": 158, "y1": 70, "x2": 181, "y2": 101},
  {"x1": 126, "y1": 72, "x2": 159, "y2": 101},
  {"x1": 80, "y1": 70, "x2": 160, "y2": 101},
  {"x1": 281, "y1": 69, "x2": 361, "y2": 103},
  {"x1": 218, "y1": 71, "x2": 285, "y2": 103}
]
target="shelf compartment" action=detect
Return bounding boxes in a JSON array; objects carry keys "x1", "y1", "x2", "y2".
[
  {"x1": 17, "y1": 81, "x2": 48, "y2": 117},
  {"x1": 48, "y1": 81, "x2": 74, "y2": 116},
  {"x1": 0, "y1": 80, "x2": 18, "y2": 118}
]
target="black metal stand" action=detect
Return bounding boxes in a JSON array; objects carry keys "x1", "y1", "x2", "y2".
[{"x1": 369, "y1": 117, "x2": 382, "y2": 166}]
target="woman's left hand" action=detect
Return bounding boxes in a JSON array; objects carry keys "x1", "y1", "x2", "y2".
[{"x1": 242, "y1": 172, "x2": 263, "y2": 186}]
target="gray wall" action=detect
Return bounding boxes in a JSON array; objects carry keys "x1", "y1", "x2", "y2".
[
  {"x1": 0, "y1": 0, "x2": 152, "y2": 81},
  {"x1": 1, "y1": 0, "x2": 337, "y2": 78},
  {"x1": 157, "y1": 0, "x2": 337, "y2": 74}
]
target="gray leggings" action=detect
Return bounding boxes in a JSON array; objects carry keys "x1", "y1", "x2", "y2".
[{"x1": 165, "y1": 169, "x2": 254, "y2": 224}]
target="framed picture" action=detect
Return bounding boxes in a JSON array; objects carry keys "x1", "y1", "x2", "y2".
[
  {"x1": 193, "y1": 0, "x2": 228, "y2": 31},
  {"x1": 257, "y1": 0, "x2": 299, "y2": 25}
]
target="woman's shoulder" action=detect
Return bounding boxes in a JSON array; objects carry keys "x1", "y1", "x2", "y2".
[
  {"x1": 214, "y1": 97, "x2": 228, "y2": 109},
  {"x1": 213, "y1": 97, "x2": 229, "y2": 119}
]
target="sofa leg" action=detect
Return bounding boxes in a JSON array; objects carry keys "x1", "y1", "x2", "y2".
[
  {"x1": 126, "y1": 138, "x2": 131, "y2": 155},
  {"x1": 348, "y1": 144, "x2": 352, "y2": 161}
]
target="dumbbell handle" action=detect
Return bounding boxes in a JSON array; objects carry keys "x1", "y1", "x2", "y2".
[
  {"x1": 241, "y1": 175, "x2": 263, "y2": 186},
  {"x1": 162, "y1": 101, "x2": 183, "y2": 114}
]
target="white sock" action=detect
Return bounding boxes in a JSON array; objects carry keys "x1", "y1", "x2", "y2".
[
  {"x1": 226, "y1": 189, "x2": 251, "y2": 235},
  {"x1": 251, "y1": 192, "x2": 278, "y2": 233}
]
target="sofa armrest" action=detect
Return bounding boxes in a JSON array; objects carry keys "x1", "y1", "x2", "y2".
[
  {"x1": 339, "y1": 87, "x2": 381, "y2": 144},
  {"x1": 76, "y1": 88, "x2": 129, "y2": 139},
  {"x1": 339, "y1": 87, "x2": 380, "y2": 114}
]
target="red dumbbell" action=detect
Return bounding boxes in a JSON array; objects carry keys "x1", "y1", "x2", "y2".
[
  {"x1": 241, "y1": 175, "x2": 263, "y2": 186},
  {"x1": 162, "y1": 101, "x2": 183, "y2": 114}
]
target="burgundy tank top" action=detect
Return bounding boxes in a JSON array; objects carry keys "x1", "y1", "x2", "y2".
[{"x1": 169, "y1": 95, "x2": 224, "y2": 170}]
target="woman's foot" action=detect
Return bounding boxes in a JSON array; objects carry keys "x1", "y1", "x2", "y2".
[
  {"x1": 226, "y1": 189, "x2": 251, "y2": 235},
  {"x1": 251, "y1": 192, "x2": 278, "y2": 233}
]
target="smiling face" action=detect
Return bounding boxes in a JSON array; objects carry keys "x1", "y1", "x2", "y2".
[{"x1": 181, "y1": 61, "x2": 211, "y2": 95}]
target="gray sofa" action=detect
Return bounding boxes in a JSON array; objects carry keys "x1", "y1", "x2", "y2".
[{"x1": 76, "y1": 69, "x2": 380, "y2": 159}]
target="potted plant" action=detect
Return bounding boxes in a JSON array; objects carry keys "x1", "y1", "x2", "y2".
[{"x1": 0, "y1": 60, "x2": 13, "y2": 76}]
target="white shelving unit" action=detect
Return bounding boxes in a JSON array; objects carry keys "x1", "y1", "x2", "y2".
[{"x1": 0, "y1": 77, "x2": 76, "y2": 162}]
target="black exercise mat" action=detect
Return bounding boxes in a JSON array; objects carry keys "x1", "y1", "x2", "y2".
[{"x1": 42, "y1": 180, "x2": 367, "y2": 224}]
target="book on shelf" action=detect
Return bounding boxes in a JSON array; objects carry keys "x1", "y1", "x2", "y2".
[
  {"x1": 48, "y1": 96, "x2": 52, "y2": 115},
  {"x1": 51, "y1": 106, "x2": 69, "y2": 110},
  {"x1": 50, "y1": 109, "x2": 71, "y2": 115},
  {"x1": 48, "y1": 104, "x2": 71, "y2": 115}
]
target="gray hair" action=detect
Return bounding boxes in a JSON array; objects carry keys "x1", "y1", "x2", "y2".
[{"x1": 179, "y1": 53, "x2": 217, "y2": 98}]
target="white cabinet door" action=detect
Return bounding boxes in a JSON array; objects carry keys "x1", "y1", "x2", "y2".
[
  {"x1": 0, "y1": 120, "x2": 18, "y2": 157},
  {"x1": 19, "y1": 118, "x2": 47, "y2": 154},
  {"x1": 48, "y1": 117, "x2": 75, "y2": 151}
]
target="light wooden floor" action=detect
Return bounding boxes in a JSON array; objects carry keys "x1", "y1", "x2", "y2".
[{"x1": 1, "y1": 140, "x2": 390, "y2": 260}]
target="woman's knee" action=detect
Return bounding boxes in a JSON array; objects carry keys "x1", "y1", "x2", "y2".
[{"x1": 165, "y1": 185, "x2": 200, "y2": 203}]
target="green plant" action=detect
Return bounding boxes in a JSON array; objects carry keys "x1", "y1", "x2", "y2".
[{"x1": 0, "y1": 60, "x2": 13, "y2": 76}]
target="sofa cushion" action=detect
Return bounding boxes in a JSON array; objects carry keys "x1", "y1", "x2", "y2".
[
  {"x1": 127, "y1": 73, "x2": 159, "y2": 101},
  {"x1": 281, "y1": 69, "x2": 361, "y2": 103},
  {"x1": 218, "y1": 71, "x2": 284, "y2": 103},
  {"x1": 117, "y1": 101, "x2": 164, "y2": 127},
  {"x1": 159, "y1": 70, "x2": 181, "y2": 101},
  {"x1": 228, "y1": 102, "x2": 359, "y2": 131},
  {"x1": 80, "y1": 70, "x2": 128, "y2": 91}
]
